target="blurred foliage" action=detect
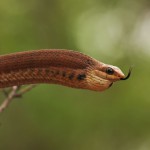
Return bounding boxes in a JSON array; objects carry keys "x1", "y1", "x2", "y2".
[{"x1": 0, "y1": 0, "x2": 150, "y2": 150}]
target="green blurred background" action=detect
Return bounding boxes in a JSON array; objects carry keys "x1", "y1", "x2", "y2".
[{"x1": 0, "y1": 0, "x2": 150, "y2": 150}]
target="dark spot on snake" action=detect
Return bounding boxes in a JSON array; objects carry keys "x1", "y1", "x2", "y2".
[
  {"x1": 50, "y1": 70, "x2": 55, "y2": 76},
  {"x1": 50, "y1": 70, "x2": 54, "y2": 74},
  {"x1": 57, "y1": 63, "x2": 61, "y2": 66},
  {"x1": 69, "y1": 73, "x2": 74, "y2": 80},
  {"x1": 77, "y1": 74, "x2": 86, "y2": 80},
  {"x1": 56, "y1": 70, "x2": 59, "y2": 75},
  {"x1": 45, "y1": 69, "x2": 50, "y2": 74},
  {"x1": 87, "y1": 59, "x2": 93, "y2": 65},
  {"x1": 62, "y1": 71, "x2": 66, "y2": 77}
]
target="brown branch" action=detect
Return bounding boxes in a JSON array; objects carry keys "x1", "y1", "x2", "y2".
[{"x1": 0, "y1": 85, "x2": 36, "y2": 113}]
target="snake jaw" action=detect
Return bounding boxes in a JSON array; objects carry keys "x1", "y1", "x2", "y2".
[{"x1": 86, "y1": 70, "x2": 113, "y2": 91}]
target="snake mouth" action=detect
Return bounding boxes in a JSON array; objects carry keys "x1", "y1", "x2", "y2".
[{"x1": 120, "y1": 67, "x2": 132, "y2": 80}]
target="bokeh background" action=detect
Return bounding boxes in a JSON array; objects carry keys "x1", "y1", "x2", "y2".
[{"x1": 0, "y1": 0, "x2": 150, "y2": 150}]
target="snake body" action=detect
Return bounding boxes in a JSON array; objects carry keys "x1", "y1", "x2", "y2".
[{"x1": 0, "y1": 49, "x2": 131, "y2": 91}]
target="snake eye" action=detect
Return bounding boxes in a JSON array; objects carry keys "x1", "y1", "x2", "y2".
[{"x1": 106, "y1": 67, "x2": 114, "y2": 75}]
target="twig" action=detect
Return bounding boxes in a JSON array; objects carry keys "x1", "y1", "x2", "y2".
[
  {"x1": 0, "y1": 85, "x2": 36, "y2": 113},
  {"x1": 15, "y1": 85, "x2": 36, "y2": 97}
]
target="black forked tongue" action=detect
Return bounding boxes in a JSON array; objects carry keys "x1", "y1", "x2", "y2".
[{"x1": 120, "y1": 67, "x2": 132, "y2": 80}]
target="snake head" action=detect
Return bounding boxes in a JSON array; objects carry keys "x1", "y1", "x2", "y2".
[
  {"x1": 95, "y1": 64, "x2": 130, "y2": 82},
  {"x1": 86, "y1": 64, "x2": 131, "y2": 91},
  {"x1": 98, "y1": 64, "x2": 132, "y2": 82}
]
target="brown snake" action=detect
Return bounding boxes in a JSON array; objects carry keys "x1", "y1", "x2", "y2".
[{"x1": 0, "y1": 49, "x2": 131, "y2": 91}]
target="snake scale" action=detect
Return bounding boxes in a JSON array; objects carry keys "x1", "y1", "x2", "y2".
[{"x1": 0, "y1": 49, "x2": 131, "y2": 91}]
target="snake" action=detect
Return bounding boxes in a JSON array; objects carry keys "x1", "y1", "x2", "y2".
[{"x1": 0, "y1": 49, "x2": 131, "y2": 91}]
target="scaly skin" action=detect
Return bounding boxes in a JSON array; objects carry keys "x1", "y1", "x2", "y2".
[{"x1": 0, "y1": 49, "x2": 130, "y2": 91}]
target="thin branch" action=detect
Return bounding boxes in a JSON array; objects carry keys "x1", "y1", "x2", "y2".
[
  {"x1": 0, "y1": 86, "x2": 18, "y2": 113},
  {"x1": 15, "y1": 85, "x2": 36, "y2": 97},
  {"x1": 0, "y1": 85, "x2": 36, "y2": 113}
]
